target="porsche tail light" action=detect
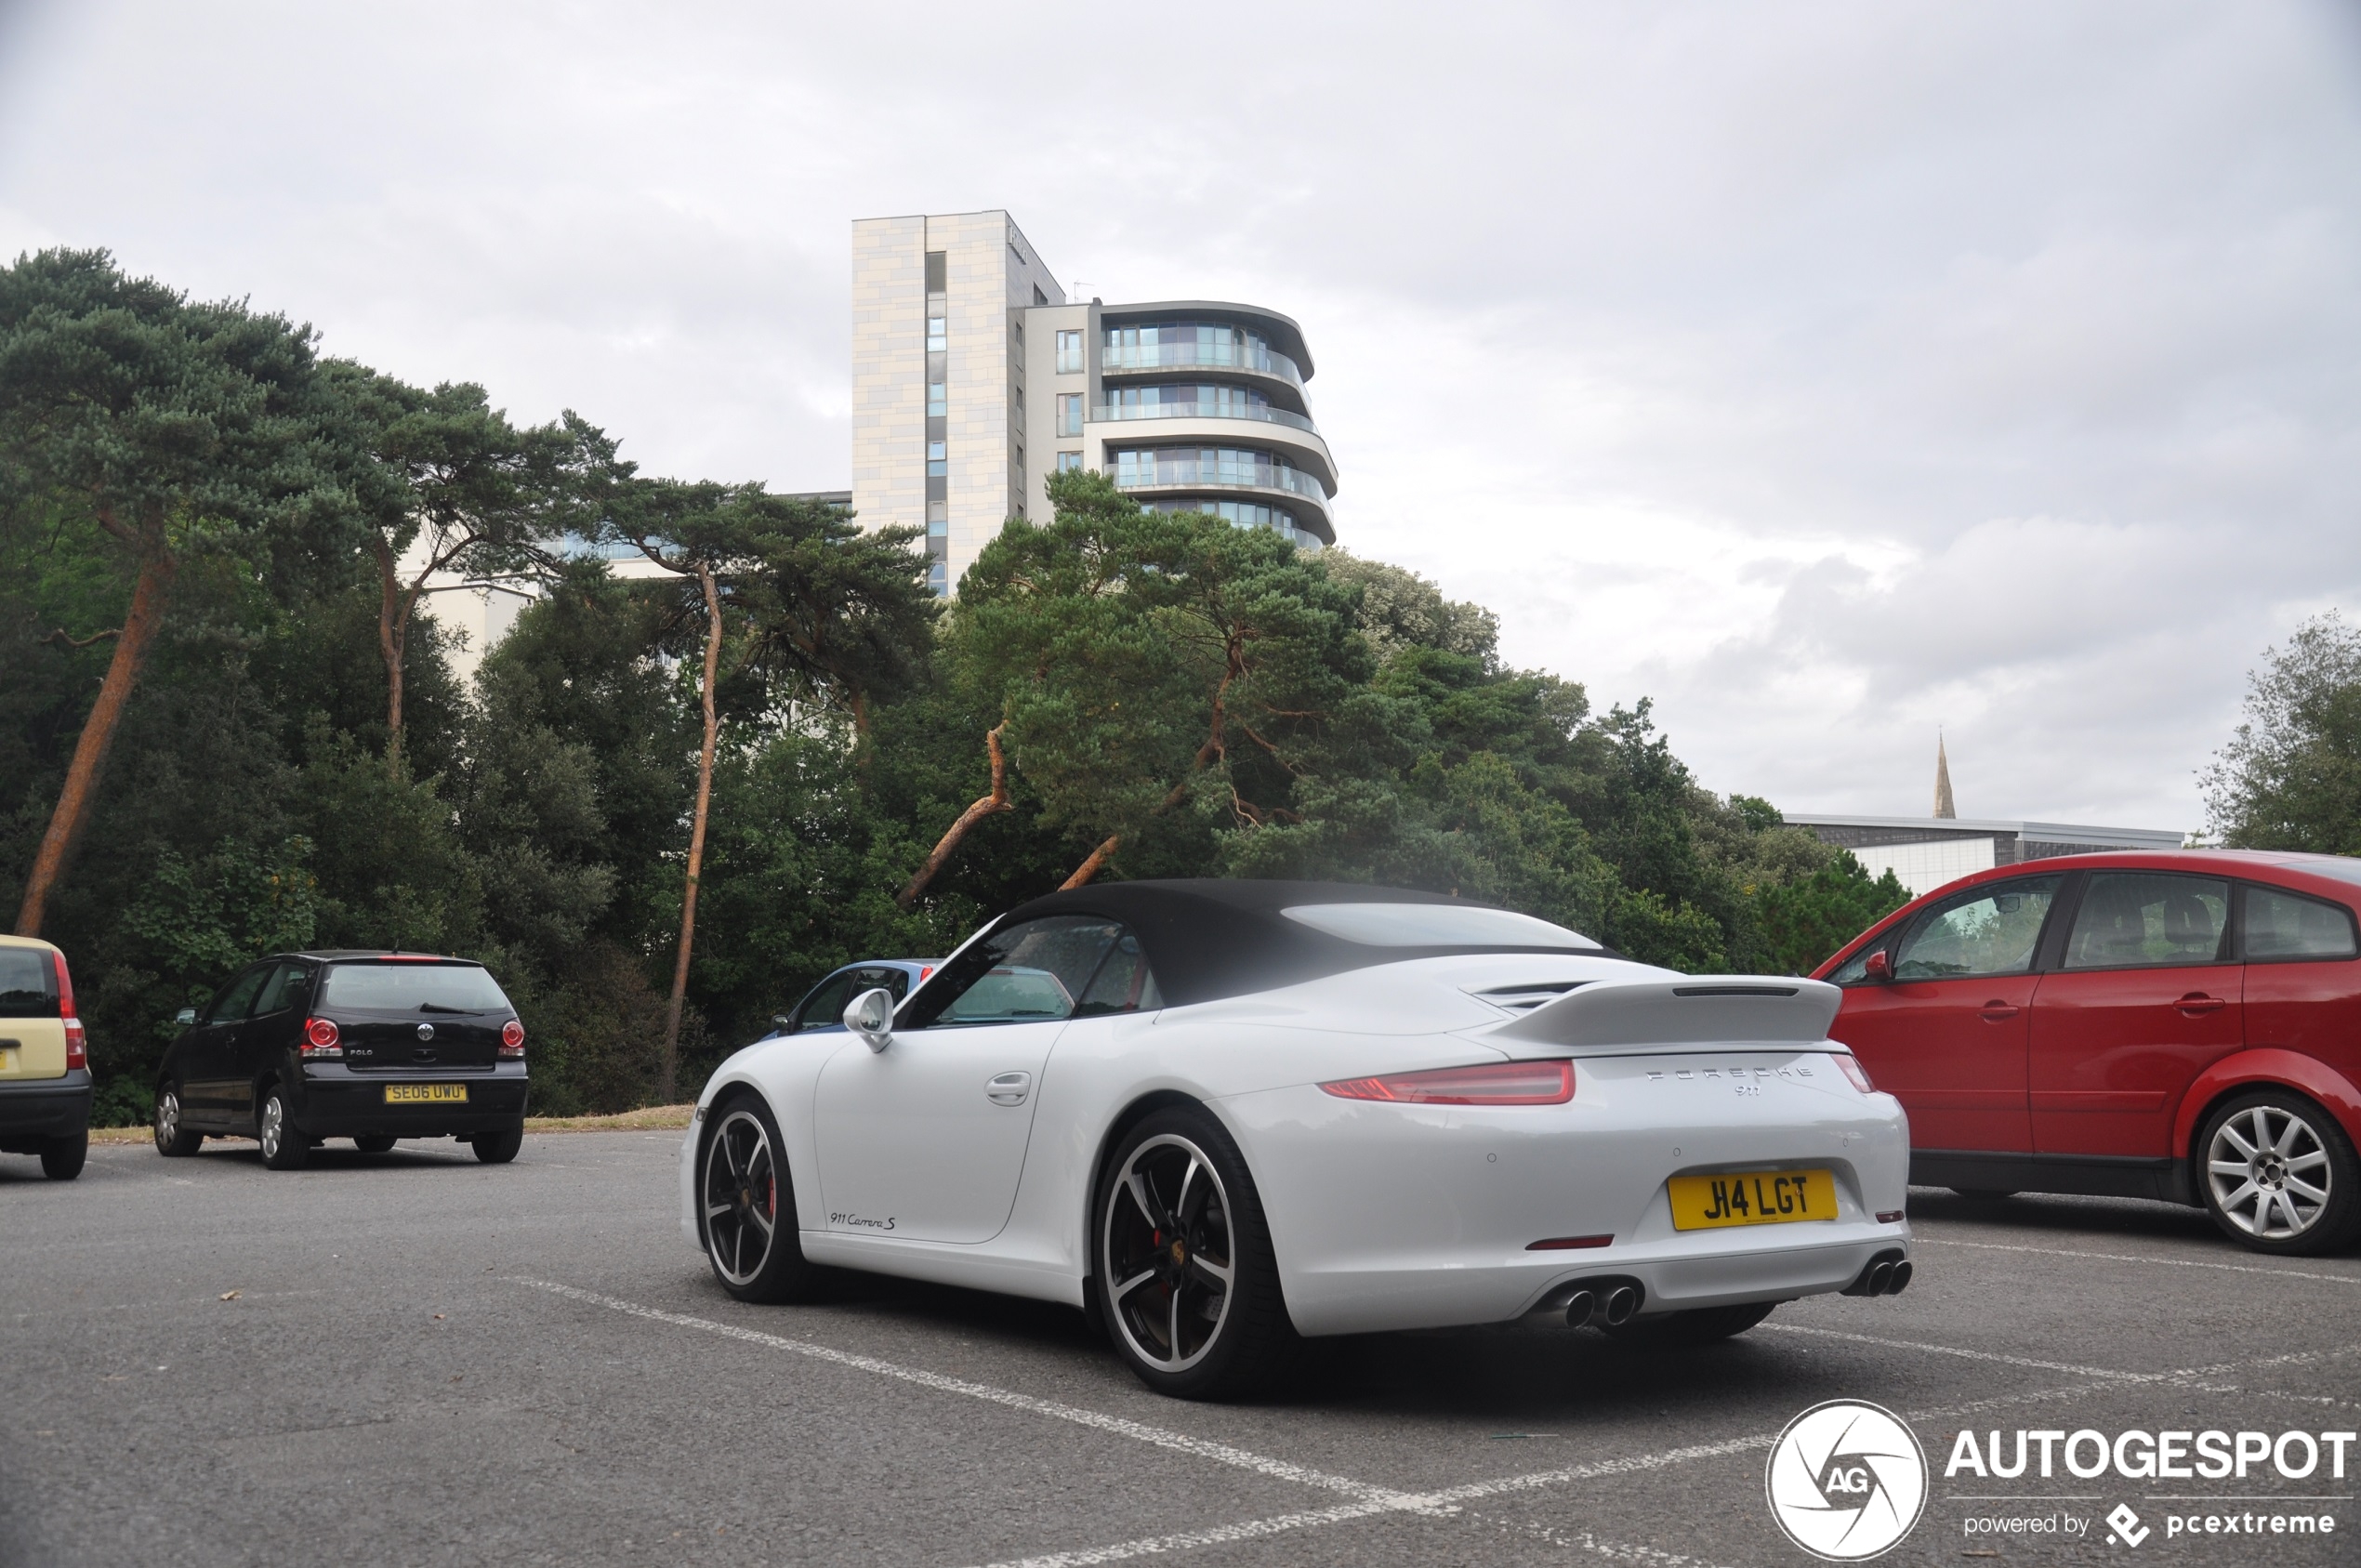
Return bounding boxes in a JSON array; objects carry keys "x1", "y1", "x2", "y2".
[
  {"x1": 55, "y1": 951, "x2": 86, "y2": 1071},
  {"x1": 301, "y1": 1017, "x2": 342, "y2": 1059},
  {"x1": 1833, "y1": 1052, "x2": 1875, "y2": 1094},
  {"x1": 499, "y1": 1019, "x2": 525, "y2": 1058},
  {"x1": 1320, "y1": 1060, "x2": 1574, "y2": 1106}
]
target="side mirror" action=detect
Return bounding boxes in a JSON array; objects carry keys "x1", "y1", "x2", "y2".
[
  {"x1": 843, "y1": 987, "x2": 896, "y2": 1052},
  {"x1": 1863, "y1": 951, "x2": 1893, "y2": 982},
  {"x1": 771, "y1": 1013, "x2": 796, "y2": 1036},
  {"x1": 175, "y1": 1008, "x2": 198, "y2": 1026}
]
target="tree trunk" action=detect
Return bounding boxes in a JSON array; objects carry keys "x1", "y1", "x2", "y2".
[
  {"x1": 368, "y1": 534, "x2": 410, "y2": 772},
  {"x1": 896, "y1": 723, "x2": 1014, "y2": 909},
  {"x1": 1059, "y1": 835, "x2": 1122, "y2": 890},
  {"x1": 661, "y1": 562, "x2": 724, "y2": 1104},
  {"x1": 16, "y1": 542, "x2": 178, "y2": 936}
]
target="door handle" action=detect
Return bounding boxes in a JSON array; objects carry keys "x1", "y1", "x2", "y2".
[
  {"x1": 2174, "y1": 994, "x2": 2227, "y2": 1016},
  {"x1": 985, "y1": 1071, "x2": 1032, "y2": 1106},
  {"x1": 1977, "y1": 1002, "x2": 2019, "y2": 1022}
]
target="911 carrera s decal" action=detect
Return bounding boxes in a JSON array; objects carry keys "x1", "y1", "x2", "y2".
[{"x1": 832, "y1": 1212, "x2": 896, "y2": 1232}]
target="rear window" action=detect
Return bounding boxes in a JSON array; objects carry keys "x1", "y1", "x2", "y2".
[
  {"x1": 321, "y1": 963, "x2": 512, "y2": 1013},
  {"x1": 1280, "y1": 903, "x2": 1600, "y2": 950},
  {"x1": 0, "y1": 947, "x2": 57, "y2": 1018}
]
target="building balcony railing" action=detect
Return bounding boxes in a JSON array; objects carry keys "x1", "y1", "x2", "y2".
[
  {"x1": 1100, "y1": 342, "x2": 1304, "y2": 386},
  {"x1": 1091, "y1": 402, "x2": 1319, "y2": 433},
  {"x1": 1113, "y1": 461, "x2": 1328, "y2": 503}
]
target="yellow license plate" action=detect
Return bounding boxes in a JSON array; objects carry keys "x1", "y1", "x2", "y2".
[
  {"x1": 384, "y1": 1084, "x2": 468, "y2": 1104},
  {"x1": 0, "y1": 1049, "x2": 15, "y2": 1074},
  {"x1": 1668, "y1": 1168, "x2": 1836, "y2": 1231}
]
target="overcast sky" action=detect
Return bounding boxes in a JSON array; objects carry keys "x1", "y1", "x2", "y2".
[{"x1": 5, "y1": 1, "x2": 2356, "y2": 832}]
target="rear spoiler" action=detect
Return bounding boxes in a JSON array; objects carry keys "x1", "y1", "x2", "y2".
[{"x1": 1485, "y1": 976, "x2": 1842, "y2": 1054}]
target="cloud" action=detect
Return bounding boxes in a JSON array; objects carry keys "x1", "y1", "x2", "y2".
[{"x1": 3, "y1": 0, "x2": 2356, "y2": 829}]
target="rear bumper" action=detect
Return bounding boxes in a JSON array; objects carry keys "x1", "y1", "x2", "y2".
[
  {"x1": 289, "y1": 1064, "x2": 528, "y2": 1137},
  {"x1": 0, "y1": 1068, "x2": 92, "y2": 1150}
]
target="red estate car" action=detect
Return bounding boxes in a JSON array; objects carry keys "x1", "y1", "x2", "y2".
[{"x1": 1816, "y1": 850, "x2": 2361, "y2": 1255}]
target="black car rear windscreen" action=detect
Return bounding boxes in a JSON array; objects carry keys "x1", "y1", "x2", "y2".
[{"x1": 321, "y1": 963, "x2": 511, "y2": 1013}]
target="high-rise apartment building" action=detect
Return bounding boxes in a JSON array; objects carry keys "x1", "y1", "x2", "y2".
[{"x1": 851, "y1": 210, "x2": 1336, "y2": 595}]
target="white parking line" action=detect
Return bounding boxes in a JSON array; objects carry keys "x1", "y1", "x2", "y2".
[
  {"x1": 1918, "y1": 1236, "x2": 2361, "y2": 1285},
  {"x1": 512, "y1": 1278, "x2": 1428, "y2": 1509},
  {"x1": 1761, "y1": 1322, "x2": 2157, "y2": 1381},
  {"x1": 963, "y1": 1435, "x2": 1778, "y2": 1568}
]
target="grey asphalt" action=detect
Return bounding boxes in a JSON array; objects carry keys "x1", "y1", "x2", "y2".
[{"x1": 3, "y1": 1132, "x2": 2356, "y2": 1568}]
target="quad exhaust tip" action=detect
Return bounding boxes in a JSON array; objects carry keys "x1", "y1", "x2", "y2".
[
  {"x1": 1556, "y1": 1277, "x2": 1644, "y2": 1329},
  {"x1": 1841, "y1": 1248, "x2": 1912, "y2": 1298}
]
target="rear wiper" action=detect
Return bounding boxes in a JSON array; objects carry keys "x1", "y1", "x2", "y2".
[{"x1": 417, "y1": 1003, "x2": 479, "y2": 1015}]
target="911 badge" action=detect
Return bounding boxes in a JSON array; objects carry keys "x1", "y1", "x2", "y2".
[{"x1": 1766, "y1": 1399, "x2": 1928, "y2": 1560}]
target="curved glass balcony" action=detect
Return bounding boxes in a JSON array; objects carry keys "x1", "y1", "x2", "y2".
[
  {"x1": 1093, "y1": 396, "x2": 1318, "y2": 434},
  {"x1": 1140, "y1": 496, "x2": 1324, "y2": 549},
  {"x1": 1112, "y1": 446, "x2": 1328, "y2": 501},
  {"x1": 1101, "y1": 323, "x2": 1303, "y2": 386}
]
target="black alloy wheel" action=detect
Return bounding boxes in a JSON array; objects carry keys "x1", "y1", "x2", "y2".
[
  {"x1": 699, "y1": 1096, "x2": 821, "y2": 1304},
  {"x1": 1093, "y1": 1106, "x2": 1296, "y2": 1401},
  {"x1": 471, "y1": 1126, "x2": 523, "y2": 1165},
  {"x1": 153, "y1": 1084, "x2": 202, "y2": 1156},
  {"x1": 353, "y1": 1135, "x2": 397, "y2": 1153},
  {"x1": 39, "y1": 1130, "x2": 86, "y2": 1180},
  {"x1": 2198, "y1": 1089, "x2": 2361, "y2": 1255},
  {"x1": 257, "y1": 1087, "x2": 308, "y2": 1171},
  {"x1": 1602, "y1": 1300, "x2": 1777, "y2": 1347}
]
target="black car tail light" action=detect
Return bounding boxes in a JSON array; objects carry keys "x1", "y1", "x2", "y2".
[
  {"x1": 55, "y1": 951, "x2": 86, "y2": 1072},
  {"x1": 301, "y1": 1017, "x2": 342, "y2": 1059},
  {"x1": 499, "y1": 1019, "x2": 525, "y2": 1058}
]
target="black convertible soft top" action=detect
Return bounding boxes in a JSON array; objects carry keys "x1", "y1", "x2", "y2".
[{"x1": 984, "y1": 880, "x2": 1606, "y2": 1008}]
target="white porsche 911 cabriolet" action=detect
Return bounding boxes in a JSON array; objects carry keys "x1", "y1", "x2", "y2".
[{"x1": 681, "y1": 881, "x2": 1914, "y2": 1399}]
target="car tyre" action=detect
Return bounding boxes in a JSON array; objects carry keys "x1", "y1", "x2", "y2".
[
  {"x1": 257, "y1": 1087, "x2": 308, "y2": 1171},
  {"x1": 353, "y1": 1135, "x2": 397, "y2": 1153},
  {"x1": 2198, "y1": 1089, "x2": 2361, "y2": 1256},
  {"x1": 699, "y1": 1094, "x2": 824, "y2": 1304},
  {"x1": 1093, "y1": 1106, "x2": 1298, "y2": 1402},
  {"x1": 40, "y1": 1130, "x2": 86, "y2": 1180},
  {"x1": 1950, "y1": 1188, "x2": 2017, "y2": 1200},
  {"x1": 471, "y1": 1126, "x2": 523, "y2": 1165},
  {"x1": 153, "y1": 1086, "x2": 203, "y2": 1157},
  {"x1": 1601, "y1": 1300, "x2": 1777, "y2": 1347}
]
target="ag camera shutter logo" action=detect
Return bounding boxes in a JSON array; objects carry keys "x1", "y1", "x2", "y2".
[{"x1": 1765, "y1": 1400, "x2": 1929, "y2": 1560}]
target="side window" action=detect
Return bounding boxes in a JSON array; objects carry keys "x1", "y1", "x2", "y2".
[
  {"x1": 791, "y1": 971, "x2": 860, "y2": 1034},
  {"x1": 2062, "y1": 873, "x2": 2231, "y2": 969},
  {"x1": 1892, "y1": 876, "x2": 2064, "y2": 981},
  {"x1": 252, "y1": 962, "x2": 312, "y2": 1018},
  {"x1": 1075, "y1": 931, "x2": 1162, "y2": 1014},
  {"x1": 2243, "y1": 886, "x2": 2359, "y2": 961},
  {"x1": 907, "y1": 916, "x2": 1156, "y2": 1028},
  {"x1": 205, "y1": 965, "x2": 273, "y2": 1024}
]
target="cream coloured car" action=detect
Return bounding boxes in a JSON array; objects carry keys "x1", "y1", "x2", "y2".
[{"x1": 0, "y1": 934, "x2": 91, "y2": 1179}]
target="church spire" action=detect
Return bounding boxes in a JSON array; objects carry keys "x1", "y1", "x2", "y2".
[{"x1": 1933, "y1": 732, "x2": 1957, "y2": 819}]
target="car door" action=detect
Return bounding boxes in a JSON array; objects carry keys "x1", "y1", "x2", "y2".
[
  {"x1": 182, "y1": 964, "x2": 272, "y2": 1125},
  {"x1": 1827, "y1": 876, "x2": 2063, "y2": 1152},
  {"x1": 2030, "y1": 870, "x2": 2240, "y2": 1157},
  {"x1": 231, "y1": 961, "x2": 314, "y2": 1120},
  {"x1": 2234, "y1": 878, "x2": 2361, "y2": 1073},
  {"x1": 811, "y1": 917, "x2": 1128, "y2": 1244}
]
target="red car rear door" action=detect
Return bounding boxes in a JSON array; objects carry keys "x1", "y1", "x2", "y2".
[
  {"x1": 1829, "y1": 875, "x2": 2064, "y2": 1153},
  {"x1": 2236, "y1": 879, "x2": 2361, "y2": 1081},
  {"x1": 2029, "y1": 870, "x2": 2240, "y2": 1158}
]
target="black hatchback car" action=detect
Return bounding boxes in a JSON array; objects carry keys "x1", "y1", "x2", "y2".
[{"x1": 153, "y1": 952, "x2": 530, "y2": 1169}]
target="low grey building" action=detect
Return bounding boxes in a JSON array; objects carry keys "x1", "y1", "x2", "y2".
[{"x1": 1782, "y1": 813, "x2": 2189, "y2": 898}]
